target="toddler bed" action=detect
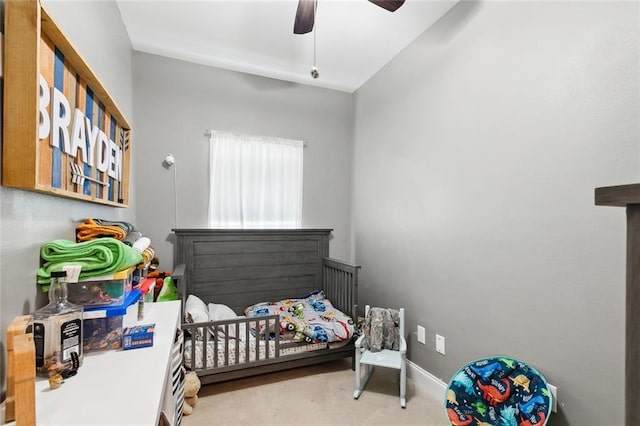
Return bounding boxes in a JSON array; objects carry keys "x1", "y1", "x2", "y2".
[{"x1": 172, "y1": 229, "x2": 360, "y2": 385}]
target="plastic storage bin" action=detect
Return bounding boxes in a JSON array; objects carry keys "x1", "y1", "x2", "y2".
[
  {"x1": 82, "y1": 289, "x2": 141, "y2": 352},
  {"x1": 67, "y1": 267, "x2": 135, "y2": 307}
]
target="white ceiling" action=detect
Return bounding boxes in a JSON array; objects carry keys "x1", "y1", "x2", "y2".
[{"x1": 116, "y1": 0, "x2": 459, "y2": 93}]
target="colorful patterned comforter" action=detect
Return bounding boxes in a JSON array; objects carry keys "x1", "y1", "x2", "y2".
[
  {"x1": 445, "y1": 356, "x2": 552, "y2": 426},
  {"x1": 244, "y1": 290, "x2": 355, "y2": 343}
]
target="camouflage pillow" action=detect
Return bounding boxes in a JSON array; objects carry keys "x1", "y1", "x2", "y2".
[{"x1": 364, "y1": 307, "x2": 400, "y2": 352}]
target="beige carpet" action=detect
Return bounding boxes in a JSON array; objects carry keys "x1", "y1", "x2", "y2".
[{"x1": 182, "y1": 359, "x2": 449, "y2": 425}]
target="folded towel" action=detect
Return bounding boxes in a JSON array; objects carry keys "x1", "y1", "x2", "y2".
[
  {"x1": 76, "y1": 218, "x2": 128, "y2": 242},
  {"x1": 37, "y1": 238, "x2": 143, "y2": 289},
  {"x1": 136, "y1": 246, "x2": 155, "y2": 270},
  {"x1": 124, "y1": 231, "x2": 143, "y2": 246},
  {"x1": 141, "y1": 246, "x2": 155, "y2": 266},
  {"x1": 91, "y1": 218, "x2": 136, "y2": 234},
  {"x1": 132, "y1": 237, "x2": 151, "y2": 253}
]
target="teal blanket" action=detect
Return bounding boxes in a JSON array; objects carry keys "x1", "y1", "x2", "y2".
[{"x1": 38, "y1": 238, "x2": 142, "y2": 289}]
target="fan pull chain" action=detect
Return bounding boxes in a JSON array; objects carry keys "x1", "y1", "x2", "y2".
[{"x1": 311, "y1": 1, "x2": 319, "y2": 79}]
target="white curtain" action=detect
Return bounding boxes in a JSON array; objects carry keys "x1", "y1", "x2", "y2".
[{"x1": 208, "y1": 131, "x2": 303, "y2": 229}]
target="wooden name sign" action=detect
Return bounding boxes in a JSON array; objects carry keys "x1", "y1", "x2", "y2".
[{"x1": 3, "y1": 0, "x2": 131, "y2": 207}]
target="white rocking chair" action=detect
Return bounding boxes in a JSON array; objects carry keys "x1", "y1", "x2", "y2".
[{"x1": 353, "y1": 305, "x2": 407, "y2": 408}]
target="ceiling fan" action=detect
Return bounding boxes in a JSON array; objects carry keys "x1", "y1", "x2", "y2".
[{"x1": 293, "y1": 0, "x2": 406, "y2": 35}]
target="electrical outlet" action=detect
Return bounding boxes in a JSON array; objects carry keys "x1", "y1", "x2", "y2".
[
  {"x1": 548, "y1": 383, "x2": 558, "y2": 413},
  {"x1": 436, "y1": 334, "x2": 445, "y2": 355},
  {"x1": 417, "y1": 325, "x2": 426, "y2": 344}
]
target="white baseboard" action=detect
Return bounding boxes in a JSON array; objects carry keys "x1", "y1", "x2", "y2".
[{"x1": 407, "y1": 359, "x2": 447, "y2": 402}]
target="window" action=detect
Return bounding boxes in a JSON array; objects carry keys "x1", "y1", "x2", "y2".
[{"x1": 207, "y1": 131, "x2": 303, "y2": 228}]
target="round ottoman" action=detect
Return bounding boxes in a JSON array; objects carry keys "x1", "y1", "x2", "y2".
[{"x1": 445, "y1": 356, "x2": 552, "y2": 426}]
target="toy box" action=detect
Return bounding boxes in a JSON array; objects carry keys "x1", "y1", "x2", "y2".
[
  {"x1": 68, "y1": 267, "x2": 135, "y2": 307},
  {"x1": 82, "y1": 290, "x2": 141, "y2": 352},
  {"x1": 123, "y1": 324, "x2": 155, "y2": 350}
]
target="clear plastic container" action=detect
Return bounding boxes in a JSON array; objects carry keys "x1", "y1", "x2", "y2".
[
  {"x1": 66, "y1": 267, "x2": 134, "y2": 307},
  {"x1": 82, "y1": 289, "x2": 141, "y2": 352}
]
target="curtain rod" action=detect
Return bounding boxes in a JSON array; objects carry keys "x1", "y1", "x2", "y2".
[{"x1": 204, "y1": 129, "x2": 307, "y2": 147}]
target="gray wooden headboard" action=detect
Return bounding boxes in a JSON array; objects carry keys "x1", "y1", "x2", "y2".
[{"x1": 172, "y1": 229, "x2": 336, "y2": 314}]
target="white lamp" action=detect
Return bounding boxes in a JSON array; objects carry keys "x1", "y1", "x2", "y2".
[{"x1": 164, "y1": 153, "x2": 178, "y2": 227}]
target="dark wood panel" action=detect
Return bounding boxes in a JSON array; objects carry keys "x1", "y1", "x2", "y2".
[
  {"x1": 627, "y1": 205, "x2": 640, "y2": 426},
  {"x1": 173, "y1": 229, "x2": 332, "y2": 236},
  {"x1": 193, "y1": 285, "x2": 315, "y2": 304},
  {"x1": 194, "y1": 239, "x2": 319, "y2": 255},
  {"x1": 193, "y1": 287, "x2": 317, "y2": 315},
  {"x1": 193, "y1": 263, "x2": 317, "y2": 283},
  {"x1": 194, "y1": 251, "x2": 318, "y2": 269},
  {"x1": 189, "y1": 271, "x2": 318, "y2": 314},
  {"x1": 595, "y1": 183, "x2": 640, "y2": 207},
  {"x1": 191, "y1": 275, "x2": 316, "y2": 296},
  {"x1": 594, "y1": 184, "x2": 640, "y2": 426}
]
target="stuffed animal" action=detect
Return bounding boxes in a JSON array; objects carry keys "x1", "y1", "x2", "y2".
[
  {"x1": 147, "y1": 270, "x2": 171, "y2": 301},
  {"x1": 182, "y1": 371, "x2": 201, "y2": 416},
  {"x1": 149, "y1": 257, "x2": 160, "y2": 272}
]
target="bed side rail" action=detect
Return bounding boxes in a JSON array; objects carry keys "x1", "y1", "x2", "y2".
[
  {"x1": 181, "y1": 315, "x2": 280, "y2": 372},
  {"x1": 322, "y1": 257, "x2": 360, "y2": 319}
]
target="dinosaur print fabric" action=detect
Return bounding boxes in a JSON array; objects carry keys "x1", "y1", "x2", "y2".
[{"x1": 445, "y1": 356, "x2": 552, "y2": 426}]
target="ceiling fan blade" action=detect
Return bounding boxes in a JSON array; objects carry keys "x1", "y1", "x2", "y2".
[
  {"x1": 368, "y1": 0, "x2": 405, "y2": 12},
  {"x1": 294, "y1": 0, "x2": 316, "y2": 34}
]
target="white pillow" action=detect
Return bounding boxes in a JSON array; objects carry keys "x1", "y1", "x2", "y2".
[
  {"x1": 208, "y1": 303, "x2": 245, "y2": 340},
  {"x1": 185, "y1": 294, "x2": 208, "y2": 324},
  {"x1": 211, "y1": 303, "x2": 237, "y2": 321}
]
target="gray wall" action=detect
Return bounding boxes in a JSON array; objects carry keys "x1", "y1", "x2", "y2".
[
  {"x1": 352, "y1": 1, "x2": 638, "y2": 425},
  {"x1": 0, "y1": 0, "x2": 134, "y2": 394},
  {"x1": 132, "y1": 52, "x2": 353, "y2": 270}
]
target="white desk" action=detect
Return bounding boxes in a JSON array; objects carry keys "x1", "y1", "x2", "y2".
[{"x1": 31, "y1": 300, "x2": 181, "y2": 425}]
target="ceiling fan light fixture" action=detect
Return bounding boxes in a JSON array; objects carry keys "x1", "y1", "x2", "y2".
[
  {"x1": 367, "y1": 0, "x2": 406, "y2": 12},
  {"x1": 294, "y1": 0, "x2": 405, "y2": 36},
  {"x1": 294, "y1": 0, "x2": 316, "y2": 34}
]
